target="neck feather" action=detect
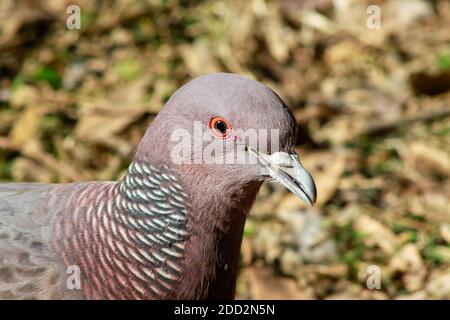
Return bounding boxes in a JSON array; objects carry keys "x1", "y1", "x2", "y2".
[{"x1": 174, "y1": 164, "x2": 262, "y2": 299}]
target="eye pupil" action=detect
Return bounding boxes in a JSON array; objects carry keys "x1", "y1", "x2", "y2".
[
  {"x1": 215, "y1": 121, "x2": 227, "y2": 134},
  {"x1": 209, "y1": 116, "x2": 232, "y2": 139}
]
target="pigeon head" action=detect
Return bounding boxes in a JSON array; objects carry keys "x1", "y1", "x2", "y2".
[{"x1": 135, "y1": 72, "x2": 316, "y2": 206}]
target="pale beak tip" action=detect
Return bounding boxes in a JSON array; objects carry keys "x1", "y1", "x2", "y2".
[
  {"x1": 293, "y1": 161, "x2": 317, "y2": 206},
  {"x1": 306, "y1": 171, "x2": 317, "y2": 205},
  {"x1": 248, "y1": 147, "x2": 318, "y2": 206}
]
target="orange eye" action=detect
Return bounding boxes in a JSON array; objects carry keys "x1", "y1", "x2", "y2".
[{"x1": 208, "y1": 116, "x2": 233, "y2": 139}]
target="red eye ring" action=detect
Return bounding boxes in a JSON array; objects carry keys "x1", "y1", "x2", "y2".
[{"x1": 208, "y1": 116, "x2": 233, "y2": 139}]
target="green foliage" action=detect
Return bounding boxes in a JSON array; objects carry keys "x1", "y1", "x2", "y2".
[
  {"x1": 0, "y1": 161, "x2": 12, "y2": 181},
  {"x1": 423, "y1": 233, "x2": 450, "y2": 265},
  {"x1": 115, "y1": 59, "x2": 142, "y2": 81},
  {"x1": 11, "y1": 75, "x2": 26, "y2": 91},
  {"x1": 392, "y1": 223, "x2": 418, "y2": 242},
  {"x1": 80, "y1": 10, "x2": 96, "y2": 29},
  {"x1": 334, "y1": 223, "x2": 367, "y2": 265},
  {"x1": 243, "y1": 220, "x2": 255, "y2": 237},
  {"x1": 33, "y1": 67, "x2": 62, "y2": 89},
  {"x1": 437, "y1": 52, "x2": 450, "y2": 71}
]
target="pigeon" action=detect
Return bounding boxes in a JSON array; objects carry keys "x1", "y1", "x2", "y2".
[{"x1": 0, "y1": 73, "x2": 316, "y2": 300}]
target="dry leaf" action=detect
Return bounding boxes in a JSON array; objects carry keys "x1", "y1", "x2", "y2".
[
  {"x1": 299, "y1": 150, "x2": 346, "y2": 205},
  {"x1": 390, "y1": 244, "x2": 426, "y2": 291},
  {"x1": 426, "y1": 269, "x2": 450, "y2": 299},
  {"x1": 354, "y1": 214, "x2": 398, "y2": 255},
  {"x1": 9, "y1": 106, "x2": 43, "y2": 147},
  {"x1": 440, "y1": 224, "x2": 450, "y2": 244},
  {"x1": 75, "y1": 76, "x2": 151, "y2": 145},
  {"x1": 244, "y1": 265, "x2": 313, "y2": 299}
]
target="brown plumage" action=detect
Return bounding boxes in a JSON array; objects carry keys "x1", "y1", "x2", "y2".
[{"x1": 0, "y1": 73, "x2": 316, "y2": 299}]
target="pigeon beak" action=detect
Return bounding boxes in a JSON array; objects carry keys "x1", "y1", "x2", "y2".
[{"x1": 247, "y1": 147, "x2": 317, "y2": 205}]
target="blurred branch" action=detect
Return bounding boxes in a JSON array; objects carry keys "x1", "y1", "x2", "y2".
[
  {"x1": 0, "y1": 136, "x2": 92, "y2": 181},
  {"x1": 354, "y1": 106, "x2": 450, "y2": 140}
]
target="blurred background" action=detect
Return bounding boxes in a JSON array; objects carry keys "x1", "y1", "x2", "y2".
[{"x1": 0, "y1": 0, "x2": 449, "y2": 299}]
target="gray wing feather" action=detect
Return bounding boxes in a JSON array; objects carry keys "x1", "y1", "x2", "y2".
[{"x1": 0, "y1": 183, "x2": 73, "y2": 299}]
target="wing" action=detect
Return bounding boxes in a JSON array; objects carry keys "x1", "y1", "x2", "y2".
[{"x1": 0, "y1": 183, "x2": 75, "y2": 299}]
